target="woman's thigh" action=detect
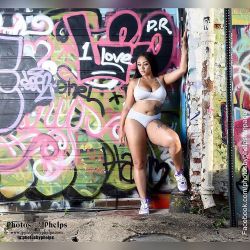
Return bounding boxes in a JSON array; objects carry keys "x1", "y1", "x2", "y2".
[
  {"x1": 146, "y1": 120, "x2": 179, "y2": 147},
  {"x1": 125, "y1": 118, "x2": 148, "y2": 162}
]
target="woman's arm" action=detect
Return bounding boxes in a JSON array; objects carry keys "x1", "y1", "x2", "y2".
[
  {"x1": 163, "y1": 30, "x2": 188, "y2": 85},
  {"x1": 118, "y1": 79, "x2": 136, "y2": 145}
]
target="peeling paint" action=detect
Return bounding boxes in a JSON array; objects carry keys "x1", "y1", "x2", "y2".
[{"x1": 187, "y1": 9, "x2": 216, "y2": 209}]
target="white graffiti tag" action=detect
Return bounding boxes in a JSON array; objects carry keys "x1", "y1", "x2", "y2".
[{"x1": 0, "y1": 13, "x2": 53, "y2": 36}]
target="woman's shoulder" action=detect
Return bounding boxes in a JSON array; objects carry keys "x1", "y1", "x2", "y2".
[
  {"x1": 157, "y1": 75, "x2": 164, "y2": 82},
  {"x1": 128, "y1": 77, "x2": 140, "y2": 86}
]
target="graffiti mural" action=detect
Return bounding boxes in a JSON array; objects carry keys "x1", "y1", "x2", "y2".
[
  {"x1": 231, "y1": 9, "x2": 250, "y2": 216},
  {"x1": 0, "y1": 8, "x2": 183, "y2": 210}
]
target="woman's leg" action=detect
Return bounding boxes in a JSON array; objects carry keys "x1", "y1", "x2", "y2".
[
  {"x1": 146, "y1": 120, "x2": 183, "y2": 171},
  {"x1": 125, "y1": 118, "x2": 148, "y2": 199},
  {"x1": 146, "y1": 120, "x2": 187, "y2": 191}
]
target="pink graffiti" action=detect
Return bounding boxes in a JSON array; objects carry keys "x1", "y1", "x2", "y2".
[
  {"x1": 0, "y1": 133, "x2": 59, "y2": 173},
  {"x1": 234, "y1": 118, "x2": 250, "y2": 170},
  {"x1": 0, "y1": 10, "x2": 180, "y2": 182},
  {"x1": 244, "y1": 24, "x2": 250, "y2": 36},
  {"x1": 0, "y1": 124, "x2": 78, "y2": 181},
  {"x1": 0, "y1": 94, "x2": 120, "y2": 178},
  {"x1": 141, "y1": 10, "x2": 179, "y2": 67},
  {"x1": 232, "y1": 27, "x2": 250, "y2": 110},
  {"x1": 232, "y1": 25, "x2": 250, "y2": 171},
  {"x1": 19, "y1": 96, "x2": 120, "y2": 141},
  {"x1": 233, "y1": 58, "x2": 250, "y2": 111},
  {"x1": 56, "y1": 10, "x2": 178, "y2": 86},
  {"x1": 0, "y1": 13, "x2": 53, "y2": 36}
]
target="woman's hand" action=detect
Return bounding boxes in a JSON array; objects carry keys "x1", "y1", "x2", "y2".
[
  {"x1": 118, "y1": 126, "x2": 127, "y2": 146},
  {"x1": 181, "y1": 30, "x2": 188, "y2": 54},
  {"x1": 162, "y1": 29, "x2": 188, "y2": 84}
]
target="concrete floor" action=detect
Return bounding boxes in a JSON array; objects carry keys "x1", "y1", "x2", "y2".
[{"x1": 0, "y1": 209, "x2": 249, "y2": 242}]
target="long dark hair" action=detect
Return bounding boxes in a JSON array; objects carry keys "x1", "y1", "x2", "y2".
[{"x1": 133, "y1": 52, "x2": 158, "y2": 78}]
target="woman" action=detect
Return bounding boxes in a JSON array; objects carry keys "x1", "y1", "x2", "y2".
[{"x1": 118, "y1": 31, "x2": 188, "y2": 215}]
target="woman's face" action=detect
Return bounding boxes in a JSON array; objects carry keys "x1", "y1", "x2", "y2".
[{"x1": 137, "y1": 56, "x2": 152, "y2": 77}]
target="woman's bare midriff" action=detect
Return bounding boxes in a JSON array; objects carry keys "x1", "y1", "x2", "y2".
[{"x1": 132, "y1": 100, "x2": 162, "y2": 116}]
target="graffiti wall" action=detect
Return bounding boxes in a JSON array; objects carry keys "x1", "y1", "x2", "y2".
[
  {"x1": 231, "y1": 8, "x2": 250, "y2": 216},
  {"x1": 0, "y1": 8, "x2": 183, "y2": 210}
]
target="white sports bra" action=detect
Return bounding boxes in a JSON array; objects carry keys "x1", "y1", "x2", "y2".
[{"x1": 134, "y1": 77, "x2": 167, "y2": 104}]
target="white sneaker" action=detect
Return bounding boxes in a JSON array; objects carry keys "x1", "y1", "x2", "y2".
[
  {"x1": 174, "y1": 171, "x2": 188, "y2": 192},
  {"x1": 139, "y1": 200, "x2": 149, "y2": 215}
]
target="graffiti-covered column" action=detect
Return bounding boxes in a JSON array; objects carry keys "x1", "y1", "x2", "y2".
[{"x1": 186, "y1": 9, "x2": 215, "y2": 209}]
